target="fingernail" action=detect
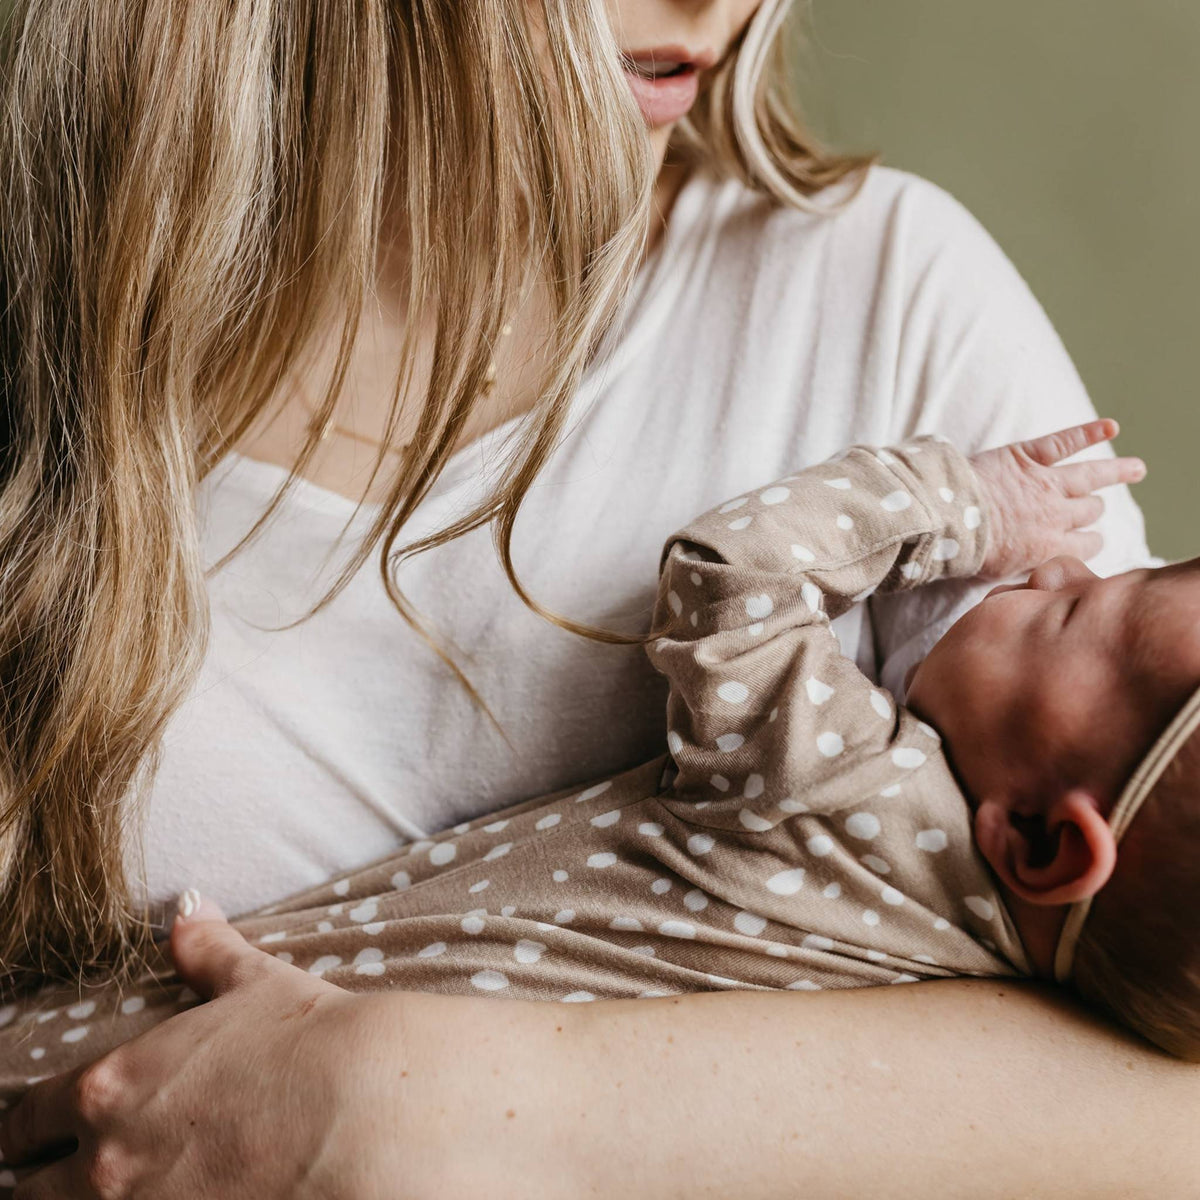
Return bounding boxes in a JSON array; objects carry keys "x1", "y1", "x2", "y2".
[{"x1": 174, "y1": 889, "x2": 225, "y2": 923}]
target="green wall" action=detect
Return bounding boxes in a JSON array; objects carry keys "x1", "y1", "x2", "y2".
[{"x1": 793, "y1": 0, "x2": 1198, "y2": 560}]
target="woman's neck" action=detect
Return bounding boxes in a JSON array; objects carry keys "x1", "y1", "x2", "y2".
[
  {"x1": 232, "y1": 157, "x2": 694, "y2": 506},
  {"x1": 647, "y1": 156, "x2": 693, "y2": 256}
]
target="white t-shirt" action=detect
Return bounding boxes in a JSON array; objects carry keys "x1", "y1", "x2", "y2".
[{"x1": 133, "y1": 165, "x2": 1154, "y2": 924}]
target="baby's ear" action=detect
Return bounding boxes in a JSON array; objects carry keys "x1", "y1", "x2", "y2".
[{"x1": 973, "y1": 791, "x2": 1117, "y2": 906}]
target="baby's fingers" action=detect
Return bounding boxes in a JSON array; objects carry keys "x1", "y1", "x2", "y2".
[
  {"x1": 1063, "y1": 528, "x2": 1105, "y2": 562},
  {"x1": 1069, "y1": 493, "x2": 1105, "y2": 529},
  {"x1": 1056, "y1": 456, "x2": 1147, "y2": 496},
  {"x1": 1018, "y1": 418, "x2": 1120, "y2": 467}
]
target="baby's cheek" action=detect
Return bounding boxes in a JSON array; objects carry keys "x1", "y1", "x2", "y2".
[
  {"x1": 918, "y1": 630, "x2": 1021, "y2": 747},
  {"x1": 903, "y1": 656, "x2": 958, "y2": 739},
  {"x1": 1040, "y1": 654, "x2": 1139, "y2": 777}
]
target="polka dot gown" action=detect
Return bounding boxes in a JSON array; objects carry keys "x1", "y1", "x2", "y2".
[{"x1": 0, "y1": 439, "x2": 1032, "y2": 1142}]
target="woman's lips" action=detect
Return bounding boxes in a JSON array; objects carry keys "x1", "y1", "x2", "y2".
[
  {"x1": 621, "y1": 45, "x2": 715, "y2": 128},
  {"x1": 622, "y1": 65, "x2": 701, "y2": 127}
]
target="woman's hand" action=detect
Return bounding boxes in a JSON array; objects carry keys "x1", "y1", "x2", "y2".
[
  {"x1": 3, "y1": 915, "x2": 1198, "y2": 1200},
  {"x1": 0, "y1": 895, "x2": 409, "y2": 1199},
  {"x1": 969, "y1": 417, "x2": 1146, "y2": 579}
]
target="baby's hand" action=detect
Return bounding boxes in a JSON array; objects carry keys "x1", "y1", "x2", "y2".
[{"x1": 968, "y1": 418, "x2": 1146, "y2": 579}]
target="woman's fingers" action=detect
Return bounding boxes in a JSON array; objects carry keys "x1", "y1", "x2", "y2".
[
  {"x1": 0, "y1": 1069, "x2": 81, "y2": 1167},
  {"x1": 1056, "y1": 456, "x2": 1146, "y2": 496},
  {"x1": 168, "y1": 891, "x2": 266, "y2": 1000},
  {"x1": 1019, "y1": 418, "x2": 1119, "y2": 466}
]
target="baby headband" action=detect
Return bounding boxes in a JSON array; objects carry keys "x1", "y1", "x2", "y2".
[{"x1": 1053, "y1": 684, "x2": 1200, "y2": 983}]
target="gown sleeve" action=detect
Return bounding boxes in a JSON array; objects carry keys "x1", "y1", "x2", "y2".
[{"x1": 645, "y1": 437, "x2": 987, "y2": 827}]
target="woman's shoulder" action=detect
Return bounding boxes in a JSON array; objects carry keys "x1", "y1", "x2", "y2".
[
  {"x1": 678, "y1": 161, "x2": 1053, "y2": 382},
  {"x1": 690, "y1": 162, "x2": 1021, "y2": 288}
]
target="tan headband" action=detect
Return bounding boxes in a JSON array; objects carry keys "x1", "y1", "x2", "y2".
[{"x1": 1053, "y1": 685, "x2": 1200, "y2": 983}]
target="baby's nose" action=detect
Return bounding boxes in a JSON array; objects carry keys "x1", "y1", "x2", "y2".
[{"x1": 1027, "y1": 555, "x2": 1093, "y2": 592}]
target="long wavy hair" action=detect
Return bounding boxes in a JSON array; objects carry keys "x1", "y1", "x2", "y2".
[{"x1": 0, "y1": 0, "x2": 876, "y2": 991}]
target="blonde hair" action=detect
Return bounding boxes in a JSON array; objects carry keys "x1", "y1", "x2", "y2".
[{"x1": 0, "y1": 0, "x2": 875, "y2": 991}]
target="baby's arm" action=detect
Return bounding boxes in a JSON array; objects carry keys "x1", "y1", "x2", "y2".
[
  {"x1": 646, "y1": 437, "x2": 983, "y2": 818},
  {"x1": 646, "y1": 421, "x2": 1143, "y2": 822}
]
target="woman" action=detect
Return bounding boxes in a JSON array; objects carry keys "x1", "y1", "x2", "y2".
[{"x1": 1, "y1": 0, "x2": 1197, "y2": 1196}]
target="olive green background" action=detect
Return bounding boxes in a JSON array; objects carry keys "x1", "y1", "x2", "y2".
[{"x1": 792, "y1": 0, "x2": 1198, "y2": 559}]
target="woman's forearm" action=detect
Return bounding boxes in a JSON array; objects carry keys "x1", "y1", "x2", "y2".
[{"x1": 387, "y1": 980, "x2": 1199, "y2": 1199}]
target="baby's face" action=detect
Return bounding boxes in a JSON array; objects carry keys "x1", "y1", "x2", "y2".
[{"x1": 906, "y1": 556, "x2": 1200, "y2": 810}]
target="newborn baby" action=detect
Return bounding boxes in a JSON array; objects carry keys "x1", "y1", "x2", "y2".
[{"x1": 1, "y1": 419, "x2": 1192, "y2": 1137}]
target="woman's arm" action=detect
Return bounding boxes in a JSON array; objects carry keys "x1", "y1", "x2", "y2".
[
  {"x1": 3, "y1": 903, "x2": 1194, "y2": 1196},
  {"x1": 387, "y1": 980, "x2": 1199, "y2": 1199}
]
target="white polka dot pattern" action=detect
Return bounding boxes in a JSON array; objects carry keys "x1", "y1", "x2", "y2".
[
  {"x1": 846, "y1": 813, "x2": 882, "y2": 841},
  {"x1": 0, "y1": 439, "x2": 1023, "y2": 1106}
]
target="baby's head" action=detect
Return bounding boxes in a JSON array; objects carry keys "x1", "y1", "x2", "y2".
[{"x1": 906, "y1": 555, "x2": 1200, "y2": 1058}]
